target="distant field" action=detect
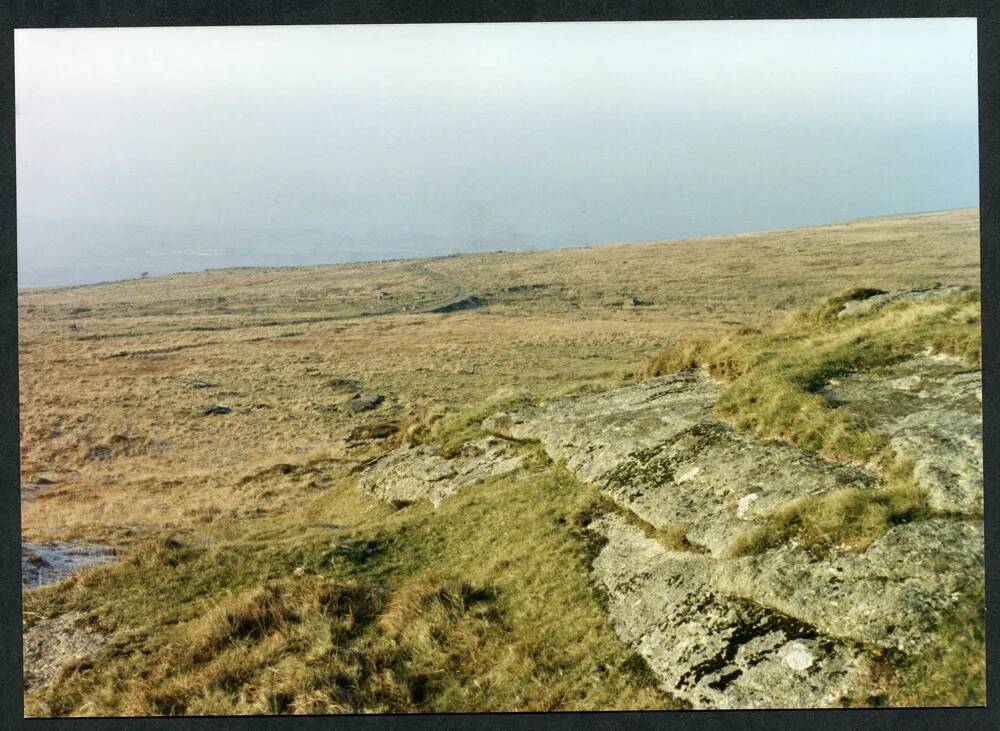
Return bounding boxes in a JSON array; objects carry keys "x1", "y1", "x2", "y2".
[{"x1": 18, "y1": 208, "x2": 981, "y2": 714}]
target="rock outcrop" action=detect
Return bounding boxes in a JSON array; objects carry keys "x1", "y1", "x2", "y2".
[
  {"x1": 822, "y1": 355, "x2": 982, "y2": 514},
  {"x1": 714, "y1": 518, "x2": 984, "y2": 654},
  {"x1": 357, "y1": 437, "x2": 524, "y2": 507},
  {"x1": 835, "y1": 284, "x2": 971, "y2": 319},
  {"x1": 485, "y1": 369, "x2": 876, "y2": 557},
  {"x1": 590, "y1": 514, "x2": 869, "y2": 709},
  {"x1": 23, "y1": 612, "x2": 107, "y2": 690},
  {"x1": 483, "y1": 358, "x2": 982, "y2": 707},
  {"x1": 354, "y1": 287, "x2": 983, "y2": 708}
]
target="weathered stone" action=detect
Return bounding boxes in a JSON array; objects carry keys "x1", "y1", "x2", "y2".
[
  {"x1": 357, "y1": 437, "x2": 523, "y2": 507},
  {"x1": 487, "y1": 369, "x2": 874, "y2": 556},
  {"x1": 484, "y1": 369, "x2": 721, "y2": 485},
  {"x1": 23, "y1": 611, "x2": 107, "y2": 690},
  {"x1": 343, "y1": 394, "x2": 384, "y2": 414},
  {"x1": 713, "y1": 519, "x2": 984, "y2": 653},
  {"x1": 600, "y1": 421, "x2": 874, "y2": 556},
  {"x1": 201, "y1": 404, "x2": 233, "y2": 415},
  {"x1": 836, "y1": 285, "x2": 971, "y2": 319},
  {"x1": 589, "y1": 514, "x2": 869, "y2": 709},
  {"x1": 823, "y1": 356, "x2": 982, "y2": 514}
]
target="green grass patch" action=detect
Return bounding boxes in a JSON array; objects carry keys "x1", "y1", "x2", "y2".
[
  {"x1": 24, "y1": 464, "x2": 680, "y2": 715},
  {"x1": 642, "y1": 287, "x2": 979, "y2": 558},
  {"x1": 417, "y1": 390, "x2": 537, "y2": 458},
  {"x1": 728, "y1": 483, "x2": 931, "y2": 557},
  {"x1": 641, "y1": 287, "x2": 980, "y2": 467}
]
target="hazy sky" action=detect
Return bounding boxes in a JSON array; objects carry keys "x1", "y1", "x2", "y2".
[{"x1": 15, "y1": 19, "x2": 979, "y2": 286}]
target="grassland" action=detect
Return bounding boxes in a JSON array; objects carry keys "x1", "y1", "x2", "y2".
[{"x1": 18, "y1": 208, "x2": 981, "y2": 714}]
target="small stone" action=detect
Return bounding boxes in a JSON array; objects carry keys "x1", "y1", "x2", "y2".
[
  {"x1": 736, "y1": 493, "x2": 760, "y2": 520},
  {"x1": 201, "y1": 404, "x2": 233, "y2": 415},
  {"x1": 179, "y1": 379, "x2": 213, "y2": 389},
  {"x1": 343, "y1": 394, "x2": 384, "y2": 414},
  {"x1": 783, "y1": 642, "x2": 815, "y2": 671}
]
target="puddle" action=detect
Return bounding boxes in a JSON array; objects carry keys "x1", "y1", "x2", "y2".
[{"x1": 22, "y1": 542, "x2": 116, "y2": 589}]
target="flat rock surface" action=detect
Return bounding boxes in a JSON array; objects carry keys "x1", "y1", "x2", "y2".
[
  {"x1": 590, "y1": 514, "x2": 869, "y2": 709},
  {"x1": 484, "y1": 369, "x2": 722, "y2": 484},
  {"x1": 487, "y1": 369, "x2": 874, "y2": 556},
  {"x1": 823, "y1": 356, "x2": 982, "y2": 513},
  {"x1": 836, "y1": 285, "x2": 971, "y2": 319},
  {"x1": 713, "y1": 518, "x2": 984, "y2": 653},
  {"x1": 357, "y1": 436, "x2": 524, "y2": 507},
  {"x1": 23, "y1": 611, "x2": 106, "y2": 690},
  {"x1": 600, "y1": 421, "x2": 874, "y2": 557}
]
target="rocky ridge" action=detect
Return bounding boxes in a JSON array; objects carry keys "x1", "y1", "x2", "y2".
[{"x1": 353, "y1": 287, "x2": 983, "y2": 708}]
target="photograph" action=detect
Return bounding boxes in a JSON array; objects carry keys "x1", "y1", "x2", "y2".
[{"x1": 15, "y1": 17, "x2": 984, "y2": 715}]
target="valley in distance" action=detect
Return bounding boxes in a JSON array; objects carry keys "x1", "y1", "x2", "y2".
[{"x1": 19, "y1": 208, "x2": 984, "y2": 714}]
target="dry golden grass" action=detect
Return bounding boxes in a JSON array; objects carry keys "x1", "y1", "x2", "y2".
[{"x1": 18, "y1": 208, "x2": 981, "y2": 714}]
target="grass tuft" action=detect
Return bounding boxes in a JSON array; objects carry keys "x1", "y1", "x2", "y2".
[
  {"x1": 642, "y1": 287, "x2": 980, "y2": 468},
  {"x1": 729, "y1": 484, "x2": 931, "y2": 557}
]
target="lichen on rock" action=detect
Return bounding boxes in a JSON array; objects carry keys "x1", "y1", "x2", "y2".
[
  {"x1": 822, "y1": 355, "x2": 982, "y2": 514},
  {"x1": 589, "y1": 513, "x2": 869, "y2": 709},
  {"x1": 356, "y1": 436, "x2": 524, "y2": 507}
]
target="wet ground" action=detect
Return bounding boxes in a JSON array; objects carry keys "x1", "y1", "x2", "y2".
[{"x1": 22, "y1": 542, "x2": 115, "y2": 589}]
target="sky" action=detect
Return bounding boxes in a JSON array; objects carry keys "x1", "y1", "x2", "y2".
[{"x1": 15, "y1": 19, "x2": 980, "y2": 287}]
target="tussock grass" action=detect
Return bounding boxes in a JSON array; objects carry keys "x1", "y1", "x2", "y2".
[
  {"x1": 642, "y1": 287, "x2": 980, "y2": 467},
  {"x1": 728, "y1": 483, "x2": 931, "y2": 557},
  {"x1": 24, "y1": 465, "x2": 677, "y2": 716},
  {"x1": 643, "y1": 288, "x2": 980, "y2": 559}
]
